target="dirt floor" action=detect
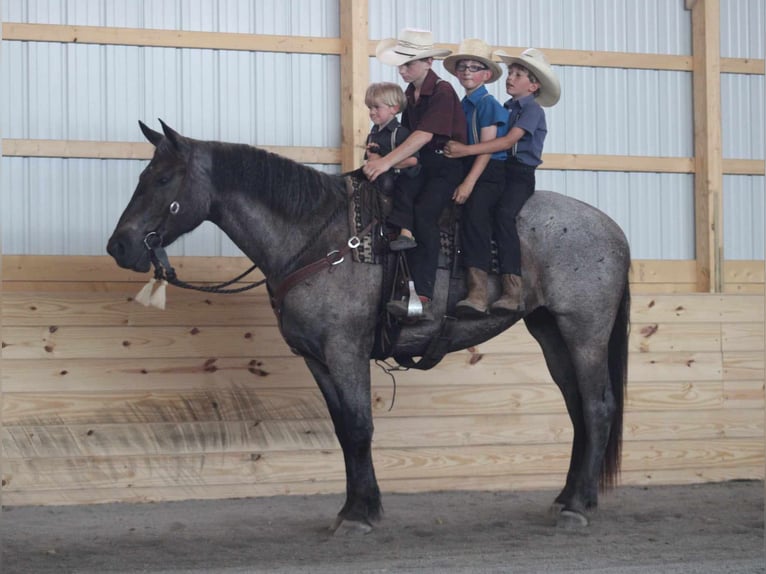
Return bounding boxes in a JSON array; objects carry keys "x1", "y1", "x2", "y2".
[{"x1": 1, "y1": 480, "x2": 763, "y2": 574}]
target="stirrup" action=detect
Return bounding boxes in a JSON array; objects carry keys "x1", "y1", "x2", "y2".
[{"x1": 404, "y1": 280, "x2": 423, "y2": 317}]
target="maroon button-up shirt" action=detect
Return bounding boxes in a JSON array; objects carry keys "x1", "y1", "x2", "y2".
[{"x1": 402, "y1": 69, "x2": 467, "y2": 152}]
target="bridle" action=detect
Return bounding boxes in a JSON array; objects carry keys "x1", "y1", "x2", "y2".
[
  {"x1": 140, "y1": 196, "x2": 374, "y2": 301},
  {"x1": 142, "y1": 200, "x2": 264, "y2": 295}
]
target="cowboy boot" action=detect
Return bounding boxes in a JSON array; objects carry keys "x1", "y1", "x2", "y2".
[
  {"x1": 491, "y1": 274, "x2": 524, "y2": 314},
  {"x1": 455, "y1": 267, "x2": 489, "y2": 319}
]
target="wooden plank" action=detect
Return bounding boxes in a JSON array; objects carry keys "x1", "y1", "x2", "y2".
[
  {"x1": 2, "y1": 139, "x2": 341, "y2": 165},
  {"x1": 6, "y1": 463, "x2": 765, "y2": 506},
  {"x1": 365, "y1": 40, "x2": 695, "y2": 72},
  {"x1": 724, "y1": 260, "x2": 765, "y2": 284},
  {"x1": 690, "y1": 0, "x2": 723, "y2": 292},
  {"x1": 0, "y1": 357, "x2": 317, "y2": 393},
  {"x1": 4, "y1": 409, "x2": 761, "y2": 460},
  {"x1": 722, "y1": 158, "x2": 766, "y2": 175},
  {"x1": 2, "y1": 22, "x2": 342, "y2": 54},
  {"x1": 631, "y1": 294, "x2": 764, "y2": 322},
  {"x1": 7, "y1": 255, "x2": 761, "y2": 288},
  {"x1": 720, "y1": 57, "x2": 766, "y2": 75},
  {"x1": 629, "y1": 322, "x2": 721, "y2": 352},
  {"x1": 2, "y1": 255, "x2": 257, "y2": 283},
  {"x1": 1, "y1": 348, "x2": 725, "y2": 396},
  {"x1": 2, "y1": 291, "x2": 275, "y2": 327},
  {"x1": 3, "y1": 439, "x2": 762, "y2": 493},
  {"x1": 338, "y1": 0, "x2": 369, "y2": 172},
  {"x1": 722, "y1": 352, "x2": 764, "y2": 381},
  {"x1": 723, "y1": 381, "x2": 765, "y2": 409},
  {"x1": 0, "y1": 380, "x2": 729, "y2": 427},
  {"x1": 5, "y1": 463, "x2": 763, "y2": 506},
  {"x1": 540, "y1": 154, "x2": 693, "y2": 173},
  {"x1": 1, "y1": 325, "x2": 293, "y2": 359},
  {"x1": 630, "y1": 260, "x2": 696, "y2": 284},
  {"x1": 7, "y1": 292, "x2": 759, "y2": 329},
  {"x1": 721, "y1": 323, "x2": 765, "y2": 352}
]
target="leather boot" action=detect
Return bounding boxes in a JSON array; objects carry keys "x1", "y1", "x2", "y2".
[
  {"x1": 455, "y1": 267, "x2": 489, "y2": 319},
  {"x1": 491, "y1": 274, "x2": 524, "y2": 314}
]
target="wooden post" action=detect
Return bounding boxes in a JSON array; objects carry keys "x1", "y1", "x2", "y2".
[
  {"x1": 339, "y1": 0, "x2": 369, "y2": 172},
  {"x1": 688, "y1": 0, "x2": 723, "y2": 292}
]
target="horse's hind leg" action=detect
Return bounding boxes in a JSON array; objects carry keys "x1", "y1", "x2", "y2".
[
  {"x1": 548, "y1": 312, "x2": 617, "y2": 524},
  {"x1": 303, "y1": 354, "x2": 382, "y2": 534},
  {"x1": 524, "y1": 308, "x2": 588, "y2": 523}
]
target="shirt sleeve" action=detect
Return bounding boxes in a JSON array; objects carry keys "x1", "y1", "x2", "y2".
[{"x1": 476, "y1": 97, "x2": 508, "y2": 131}]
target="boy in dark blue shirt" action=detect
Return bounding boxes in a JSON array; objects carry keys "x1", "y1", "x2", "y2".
[{"x1": 445, "y1": 48, "x2": 560, "y2": 313}]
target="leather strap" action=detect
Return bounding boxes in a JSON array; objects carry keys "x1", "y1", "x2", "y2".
[{"x1": 270, "y1": 219, "x2": 376, "y2": 317}]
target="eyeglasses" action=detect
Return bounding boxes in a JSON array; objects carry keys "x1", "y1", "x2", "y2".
[{"x1": 455, "y1": 64, "x2": 488, "y2": 73}]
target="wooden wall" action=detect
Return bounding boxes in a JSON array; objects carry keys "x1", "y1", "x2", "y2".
[{"x1": 1, "y1": 256, "x2": 763, "y2": 506}]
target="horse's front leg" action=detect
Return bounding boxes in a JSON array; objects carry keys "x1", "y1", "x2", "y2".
[{"x1": 303, "y1": 354, "x2": 382, "y2": 534}]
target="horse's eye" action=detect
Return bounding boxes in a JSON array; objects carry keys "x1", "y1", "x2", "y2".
[{"x1": 157, "y1": 175, "x2": 171, "y2": 186}]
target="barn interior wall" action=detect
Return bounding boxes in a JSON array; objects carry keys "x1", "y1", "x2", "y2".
[{"x1": 0, "y1": 0, "x2": 763, "y2": 506}]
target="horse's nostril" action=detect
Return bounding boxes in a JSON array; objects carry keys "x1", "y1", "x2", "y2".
[{"x1": 107, "y1": 239, "x2": 125, "y2": 258}]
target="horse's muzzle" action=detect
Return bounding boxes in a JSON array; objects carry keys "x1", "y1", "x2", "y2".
[{"x1": 106, "y1": 234, "x2": 152, "y2": 272}]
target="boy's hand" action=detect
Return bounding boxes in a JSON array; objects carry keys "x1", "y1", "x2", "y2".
[
  {"x1": 452, "y1": 181, "x2": 474, "y2": 204},
  {"x1": 444, "y1": 140, "x2": 468, "y2": 159},
  {"x1": 363, "y1": 156, "x2": 390, "y2": 182}
]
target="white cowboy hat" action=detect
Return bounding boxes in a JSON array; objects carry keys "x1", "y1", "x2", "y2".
[
  {"x1": 376, "y1": 28, "x2": 451, "y2": 67},
  {"x1": 443, "y1": 38, "x2": 503, "y2": 84},
  {"x1": 494, "y1": 48, "x2": 561, "y2": 107}
]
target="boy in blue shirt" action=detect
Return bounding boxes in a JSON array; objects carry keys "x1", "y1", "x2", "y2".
[
  {"x1": 444, "y1": 39, "x2": 510, "y2": 318},
  {"x1": 445, "y1": 48, "x2": 560, "y2": 313}
]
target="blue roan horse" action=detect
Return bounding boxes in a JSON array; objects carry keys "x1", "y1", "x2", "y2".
[{"x1": 107, "y1": 121, "x2": 631, "y2": 532}]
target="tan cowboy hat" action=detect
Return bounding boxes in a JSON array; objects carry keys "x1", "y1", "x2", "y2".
[
  {"x1": 443, "y1": 38, "x2": 503, "y2": 83},
  {"x1": 376, "y1": 28, "x2": 451, "y2": 67},
  {"x1": 494, "y1": 47, "x2": 561, "y2": 107}
]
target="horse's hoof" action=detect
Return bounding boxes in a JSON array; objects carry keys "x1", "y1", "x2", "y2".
[
  {"x1": 548, "y1": 502, "x2": 565, "y2": 523},
  {"x1": 556, "y1": 509, "x2": 589, "y2": 528},
  {"x1": 330, "y1": 516, "x2": 374, "y2": 536}
]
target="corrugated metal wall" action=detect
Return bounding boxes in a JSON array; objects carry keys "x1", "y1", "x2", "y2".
[
  {"x1": 721, "y1": 0, "x2": 765, "y2": 259},
  {"x1": 1, "y1": 0, "x2": 763, "y2": 259}
]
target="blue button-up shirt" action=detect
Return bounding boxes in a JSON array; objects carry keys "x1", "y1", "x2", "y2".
[
  {"x1": 462, "y1": 85, "x2": 509, "y2": 162},
  {"x1": 504, "y1": 94, "x2": 547, "y2": 167}
]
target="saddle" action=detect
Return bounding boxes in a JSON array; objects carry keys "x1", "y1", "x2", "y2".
[{"x1": 345, "y1": 170, "x2": 465, "y2": 370}]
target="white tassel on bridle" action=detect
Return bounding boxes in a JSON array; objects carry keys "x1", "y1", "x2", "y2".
[
  {"x1": 134, "y1": 277, "x2": 157, "y2": 307},
  {"x1": 134, "y1": 276, "x2": 168, "y2": 309}
]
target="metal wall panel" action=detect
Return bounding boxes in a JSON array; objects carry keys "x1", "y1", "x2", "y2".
[
  {"x1": 369, "y1": 0, "x2": 696, "y2": 259},
  {"x1": 1, "y1": 0, "x2": 762, "y2": 260},
  {"x1": 720, "y1": 0, "x2": 764, "y2": 260},
  {"x1": 1, "y1": 0, "x2": 341, "y2": 257}
]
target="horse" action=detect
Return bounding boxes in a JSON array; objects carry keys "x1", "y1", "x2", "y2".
[{"x1": 107, "y1": 120, "x2": 631, "y2": 533}]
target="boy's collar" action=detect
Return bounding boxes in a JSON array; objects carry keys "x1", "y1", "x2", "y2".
[{"x1": 465, "y1": 84, "x2": 489, "y2": 103}]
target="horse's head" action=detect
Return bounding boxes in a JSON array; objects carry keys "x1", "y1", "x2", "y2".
[{"x1": 106, "y1": 120, "x2": 212, "y2": 272}]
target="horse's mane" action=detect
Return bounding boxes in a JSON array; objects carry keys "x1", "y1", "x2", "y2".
[{"x1": 208, "y1": 141, "x2": 347, "y2": 220}]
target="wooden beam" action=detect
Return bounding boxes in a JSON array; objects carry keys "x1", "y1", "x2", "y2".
[
  {"x1": 1, "y1": 139, "x2": 341, "y2": 165},
  {"x1": 690, "y1": 0, "x2": 723, "y2": 292},
  {"x1": 339, "y1": 0, "x2": 369, "y2": 172},
  {"x1": 2, "y1": 22, "x2": 342, "y2": 55}
]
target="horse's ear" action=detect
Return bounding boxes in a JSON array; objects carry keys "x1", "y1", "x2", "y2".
[
  {"x1": 158, "y1": 119, "x2": 189, "y2": 154},
  {"x1": 139, "y1": 120, "x2": 164, "y2": 146}
]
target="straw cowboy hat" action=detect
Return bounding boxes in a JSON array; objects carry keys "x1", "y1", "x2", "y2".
[
  {"x1": 494, "y1": 48, "x2": 561, "y2": 107},
  {"x1": 376, "y1": 28, "x2": 451, "y2": 67},
  {"x1": 443, "y1": 38, "x2": 503, "y2": 83}
]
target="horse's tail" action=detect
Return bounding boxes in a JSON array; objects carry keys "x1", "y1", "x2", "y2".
[{"x1": 602, "y1": 273, "x2": 630, "y2": 491}]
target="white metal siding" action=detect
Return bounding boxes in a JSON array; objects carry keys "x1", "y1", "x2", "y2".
[
  {"x1": 720, "y1": 0, "x2": 765, "y2": 260},
  {"x1": 1, "y1": 0, "x2": 762, "y2": 260}
]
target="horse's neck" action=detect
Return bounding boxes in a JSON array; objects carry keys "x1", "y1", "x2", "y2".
[{"x1": 208, "y1": 146, "x2": 347, "y2": 279}]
